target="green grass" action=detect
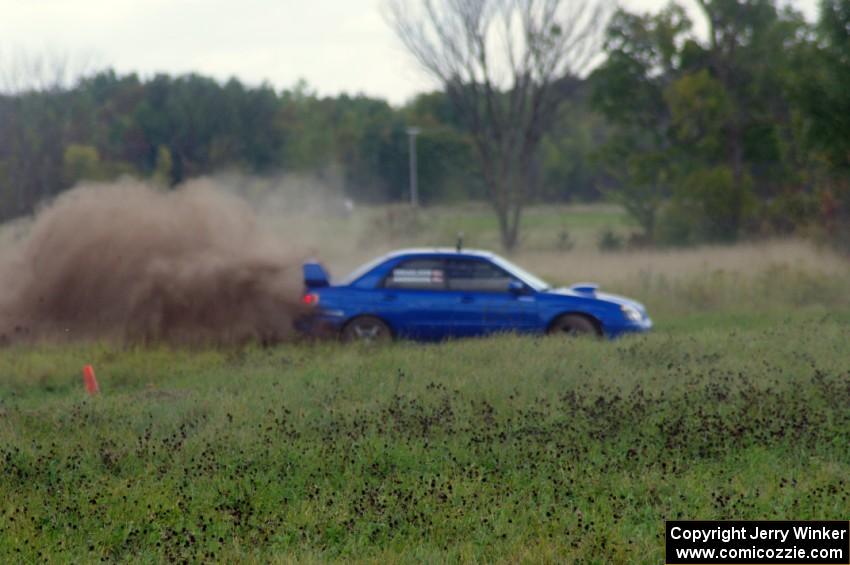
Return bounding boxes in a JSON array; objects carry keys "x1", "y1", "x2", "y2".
[{"x1": 1, "y1": 306, "x2": 849, "y2": 563}]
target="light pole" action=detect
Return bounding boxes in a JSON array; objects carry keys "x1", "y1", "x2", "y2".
[{"x1": 406, "y1": 126, "x2": 421, "y2": 208}]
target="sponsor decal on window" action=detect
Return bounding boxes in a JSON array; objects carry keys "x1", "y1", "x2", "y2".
[{"x1": 392, "y1": 269, "x2": 444, "y2": 284}]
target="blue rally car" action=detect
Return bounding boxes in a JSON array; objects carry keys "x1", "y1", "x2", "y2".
[{"x1": 298, "y1": 248, "x2": 652, "y2": 342}]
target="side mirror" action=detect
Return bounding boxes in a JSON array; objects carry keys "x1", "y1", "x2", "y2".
[{"x1": 508, "y1": 280, "x2": 527, "y2": 295}]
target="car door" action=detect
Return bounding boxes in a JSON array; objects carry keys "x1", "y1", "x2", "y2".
[
  {"x1": 444, "y1": 258, "x2": 539, "y2": 336},
  {"x1": 379, "y1": 258, "x2": 458, "y2": 340}
]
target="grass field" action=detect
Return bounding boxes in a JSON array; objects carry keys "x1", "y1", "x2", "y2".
[
  {"x1": 2, "y1": 311, "x2": 849, "y2": 563},
  {"x1": 2, "y1": 202, "x2": 850, "y2": 563}
]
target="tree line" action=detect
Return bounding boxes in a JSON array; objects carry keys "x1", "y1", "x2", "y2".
[
  {"x1": 0, "y1": 69, "x2": 606, "y2": 221},
  {"x1": 0, "y1": 0, "x2": 848, "y2": 250}
]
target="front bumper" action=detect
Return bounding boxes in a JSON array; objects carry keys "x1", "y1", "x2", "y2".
[{"x1": 605, "y1": 317, "x2": 653, "y2": 339}]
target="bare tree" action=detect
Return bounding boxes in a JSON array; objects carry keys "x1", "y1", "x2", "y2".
[
  {"x1": 386, "y1": 0, "x2": 609, "y2": 250},
  {"x1": 0, "y1": 48, "x2": 101, "y2": 217},
  {"x1": 0, "y1": 47, "x2": 100, "y2": 94}
]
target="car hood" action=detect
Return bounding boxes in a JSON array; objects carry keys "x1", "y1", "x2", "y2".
[{"x1": 543, "y1": 285, "x2": 648, "y2": 314}]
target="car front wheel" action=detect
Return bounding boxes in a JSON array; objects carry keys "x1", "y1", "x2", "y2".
[
  {"x1": 341, "y1": 316, "x2": 393, "y2": 344},
  {"x1": 547, "y1": 314, "x2": 600, "y2": 338}
]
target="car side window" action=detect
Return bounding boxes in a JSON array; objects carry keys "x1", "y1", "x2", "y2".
[
  {"x1": 383, "y1": 259, "x2": 446, "y2": 290},
  {"x1": 445, "y1": 259, "x2": 513, "y2": 292}
]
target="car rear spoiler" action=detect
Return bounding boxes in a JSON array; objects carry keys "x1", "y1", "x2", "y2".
[{"x1": 303, "y1": 261, "x2": 330, "y2": 289}]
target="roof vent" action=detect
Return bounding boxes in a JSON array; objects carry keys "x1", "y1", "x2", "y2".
[{"x1": 570, "y1": 283, "x2": 599, "y2": 295}]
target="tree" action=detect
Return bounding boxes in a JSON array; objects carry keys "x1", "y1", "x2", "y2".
[
  {"x1": 0, "y1": 50, "x2": 100, "y2": 218},
  {"x1": 593, "y1": 1, "x2": 811, "y2": 244},
  {"x1": 152, "y1": 145, "x2": 173, "y2": 187},
  {"x1": 0, "y1": 48, "x2": 98, "y2": 94},
  {"x1": 590, "y1": 4, "x2": 694, "y2": 238},
  {"x1": 800, "y1": 0, "x2": 850, "y2": 171},
  {"x1": 692, "y1": 0, "x2": 809, "y2": 189},
  {"x1": 63, "y1": 144, "x2": 104, "y2": 184},
  {"x1": 386, "y1": 0, "x2": 609, "y2": 250},
  {"x1": 796, "y1": 0, "x2": 850, "y2": 246}
]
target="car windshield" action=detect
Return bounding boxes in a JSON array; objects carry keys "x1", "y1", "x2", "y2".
[{"x1": 489, "y1": 256, "x2": 550, "y2": 291}]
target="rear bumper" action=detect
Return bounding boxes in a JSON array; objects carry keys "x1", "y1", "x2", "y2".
[{"x1": 294, "y1": 311, "x2": 346, "y2": 338}]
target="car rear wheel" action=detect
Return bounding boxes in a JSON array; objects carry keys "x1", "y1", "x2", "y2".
[
  {"x1": 341, "y1": 316, "x2": 393, "y2": 344},
  {"x1": 547, "y1": 314, "x2": 600, "y2": 338}
]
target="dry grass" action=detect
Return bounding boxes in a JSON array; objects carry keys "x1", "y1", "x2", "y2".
[
  {"x1": 518, "y1": 239, "x2": 849, "y2": 287},
  {"x1": 260, "y1": 198, "x2": 848, "y2": 290}
]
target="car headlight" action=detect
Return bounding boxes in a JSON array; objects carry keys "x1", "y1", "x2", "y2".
[{"x1": 621, "y1": 305, "x2": 643, "y2": 322}]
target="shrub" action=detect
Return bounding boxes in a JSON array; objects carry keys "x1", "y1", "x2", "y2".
[
  {"x1": 818, "y1": 180, "x2": 850, "y2": 252},
  {"x1": 756, "y1": 191, "x2": 820, "y2": 236},
  {"x1": 597, "y1": 227, "x2": 624, "y2": 251},
  {"x1": 655, "y1": 166, "x2": 756, "y2": 245},
  {"x1": 556, "y1": 229, "x2": 575, "y2": 251}
]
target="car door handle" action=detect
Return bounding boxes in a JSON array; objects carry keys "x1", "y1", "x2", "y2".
[
  {"x1": 383, "y1": 294, "x2": 397, "y2": 302},
  {"x1": 460, "y1": 296, "x2": 474, "y2": 304}
]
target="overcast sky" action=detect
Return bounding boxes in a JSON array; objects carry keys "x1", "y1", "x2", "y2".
[{"x1": 0, "y1": 0, "x2": 819, "y2": 105}]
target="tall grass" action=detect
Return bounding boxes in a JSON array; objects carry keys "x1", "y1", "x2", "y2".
[{"x1": 1, "y1": 313, "x2": 849, "y2": 562}]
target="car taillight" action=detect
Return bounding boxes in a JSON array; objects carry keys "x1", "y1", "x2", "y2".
[{"x1": 302, "y1": 293, "x2": 320, "y2": 306}]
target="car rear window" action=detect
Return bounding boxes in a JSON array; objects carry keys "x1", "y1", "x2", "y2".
[{"x1": 384, "y1": 259, "x2": 446, "y2": 290}]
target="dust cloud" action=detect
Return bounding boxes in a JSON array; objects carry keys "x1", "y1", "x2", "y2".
[{"x1": 0, "y1": 179, "x2": 309, "y2": 345}]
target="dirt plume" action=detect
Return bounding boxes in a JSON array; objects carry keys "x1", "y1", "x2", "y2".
[{"x1": 0, "y1": 179, "x2": 307, "y2": 345}]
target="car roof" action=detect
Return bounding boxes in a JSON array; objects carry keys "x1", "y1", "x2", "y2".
[{"x1": 381, "y1": 248, "x2": 497, "y2": 260}]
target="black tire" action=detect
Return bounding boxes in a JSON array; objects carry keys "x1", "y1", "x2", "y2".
[
  {"x1": 547, "y1": 314, "x2": 600, "y2": 338},
  {"x1": 341, "y1": 316, "x2": 393, "y2": 344}
]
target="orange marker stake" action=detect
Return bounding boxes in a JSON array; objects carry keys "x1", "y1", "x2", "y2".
[{"x1": 83, "y1": 364, "x2": 100, "y2": 396}]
